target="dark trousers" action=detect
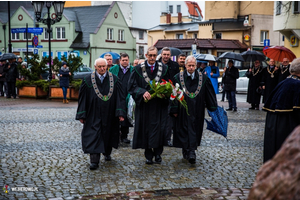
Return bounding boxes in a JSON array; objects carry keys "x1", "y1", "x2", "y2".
[
  {"x1": 221, "y1": 90, "x2": 226, "y2": 101},
  {"x1": 227, "y1": 90, "x2": 237, "y2": 109},
  {"x1": 165, "y1": 115, "x2": 173, "y2": 141},
  {"x1": 89, "y1": 146, "x2": 112, "y2": 164},
  {"x1": 120, "y1": 126, "x2": 129, "y2": 140},
  {"x1": 144, "y1": 146, "x2": 163, "y2": 161},
  {"x1": 6, "y1": 81, "x2": 16, "y2": 98},
  {"x1": 0, "y1": 81, "x2": 5, "y2": 96}
]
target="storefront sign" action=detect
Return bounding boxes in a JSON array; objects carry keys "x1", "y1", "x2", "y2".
[
  {"x1": 290, "y1": 35, "x2": 298, "y2": 47},
  {"x1": 244, "y1": 34, "x2": 250, "y2": 41}
]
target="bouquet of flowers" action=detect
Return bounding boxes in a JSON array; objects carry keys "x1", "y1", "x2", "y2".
[
  {"x1": 144, "y1": 79, "x2": 173, "y2": 102},
  {"x1": 169, "y1": 80, "x2": 189, "y2": 115}
]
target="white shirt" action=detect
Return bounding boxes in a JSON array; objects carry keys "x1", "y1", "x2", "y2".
[
  {"x1": 147, "y1": 61, "x2": 156, "y2": 70},
  {"x1": 187, "y1": 71, "x2": 195, "y2": 80},
  {"x1": 96, "y1": 71, "x2": 106, "y2": 82}
]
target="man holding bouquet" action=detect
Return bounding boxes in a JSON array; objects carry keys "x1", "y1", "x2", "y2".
[
  {"x1": 170, "y1": 55, "x2": 217, "y2": 164},
  {"x1": 128, "y1": 46, "x2": 170, "y2": 164}
]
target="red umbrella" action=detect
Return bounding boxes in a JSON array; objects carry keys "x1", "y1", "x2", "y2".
[{"x1": 263, "y1": 46, "x2": 296, "y2": 62}]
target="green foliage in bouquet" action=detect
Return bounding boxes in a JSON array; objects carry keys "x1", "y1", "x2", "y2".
[{"x1": 145, "y1": 79, "x2": 173, "y2": 102}]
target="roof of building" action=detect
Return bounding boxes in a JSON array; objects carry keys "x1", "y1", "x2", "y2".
[
  {"x1": 185, "y1": 1, "x2": 203, "y2": 19},
  {"x1": 149, "y1": 22, "x2": 199, "y2": 32},
  {"x1": 154, "y1": 38, "x2": 248, "y2": 50}
]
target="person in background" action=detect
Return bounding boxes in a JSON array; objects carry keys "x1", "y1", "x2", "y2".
[
  {"x1": 0, "y1": 59, "x2": 7, "y2": 97},
  {"x1": 19, "y1": 62, "x2": 29, "y2": 81},
  {"x1": 246, "y1": 60, "x2": 263, "y2": 110},
  {"x1": 261, "y1": 59, "x2": 279, "y2": 104},
  {"x1": 206, "y1": 61, "x2": 220, "y2": 95},
  {"x1": 220, "y1": 66, "x2": 227, "y2": 102},
  {"x1": 3, "y1": 58, "x2": 18, "y2": 99},
  {"x1": 133, "y1": 59, "x2": 139, "y2": 67},
  {"x1": 104, "y1": 54, "x2": 113, "y2": 71},
  {"x1": 59, "y1": 62, "x2": 71, "y2": 104},
  {"x1": 198, "y1": 62, "x2": 206, "y2": 73},
  {"x1": 177, "y1": 54, "x2": 186, "y2": 72},
  {"x1": 263, "y1": 57, "x2": 300, "y2": 163},
  {"x1": 278, "y1": 57, "x2": 291, "y2": 83},
  {"x1": 223, "y1": 60, "x2": 239, "y2": 111},
  {"x1": 17, "y1": 57, "x2": 23, "y2": 65},
  {"x1": 138, "y1": 59, "x2": 145, "y2": 65}
]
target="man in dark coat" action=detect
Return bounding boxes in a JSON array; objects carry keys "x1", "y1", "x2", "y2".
[
  {"x1": 278, "y1": 57, "x2": 290, "y2": 83},
  {"x1": 177, "y1": 53, "x2": 186, "y2": 72},
  {"x1": 170, "y1": 55, "x2": 217, "y2": 164},
  {"x1": 261, "y1": 59, "x2": 279, "y2": 103},
  {"x1": 246, "y1": 60, "x2": 263, "y2": 110},
  {"x1": 263, "y1": 57, "x2": 300, "y2": 163},
  {"x1": 158, "y1": 47, "x2": 180, "y2": 147},
  {"x1": 223, "y1": 60, "x2": 239, "y2": 111},
  {"x1": 109, "y1": 53, "x2": 134, "y2": 144},
  {"x1": 0, "y1": 59, "x2": 7, "y2": 96},
  {"x1": 3, "y1": 58, "x2": 18, "y2": 99},
  {"x1": 128, "y1": 46, "x2": 170, "y2": 165},
  {"x1": 76, "y1": 58, "x2": 125, "y2": 170}
]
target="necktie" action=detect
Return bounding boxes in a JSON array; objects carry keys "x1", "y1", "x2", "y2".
[
  {"x1": 100, "y1": 76, "x2": 104, "y2": 83},
  {"x1": 123, "y1": 68, "x2": 127, "y2": 74},
  {"x1": 151, "y1": 66, "x2": 154, "y2": 73}
]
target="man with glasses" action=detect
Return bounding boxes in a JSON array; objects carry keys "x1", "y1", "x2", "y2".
[
  {"x1": 246, "y1": 60, "x2": 263, "y2": 110},
  {"x1": 128, "y1": 46, "x2": 170, "y2": 164},
  {"x1": 76, "y1": 58, "x2": 125, "y2": 170},
  {"x1": 278, "y1": 58, "x2": 290, "y2": 83}
]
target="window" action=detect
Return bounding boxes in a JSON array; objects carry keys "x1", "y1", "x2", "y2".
[
  {"x1": 169, "y1": 5, "x2": 173, "y2": 14},
  {"x1": 44, "y1": 28, "x2": 53, "y2": 40},
  {"x1": 194, "y1": 33, "x2": 197, "y2": 39},
  {"x1": 276, "y1": 1, "x2": 282, "y2": 15},
  {"x1": 260, "y1": 30, "x2": 269, "y2": 43},
  {"x1": 57, "y1": 51, "x2": 68, "y2": 61},
  {"x1": 139, "y1": 46, "x2": 144, "y2": 58},
  {"x1": 23, "y1": 32, "x2": 32, "y2": 40},
  {"x1": 294, "y1": 1, "x2": 300, "y2": 14},
  {"x1": 118, "y1": 29, "x2": 124, "y2": 41},
  {"x1": 177, "y1": 5, "x2": 181, "y2": 13},
  {"x1": 139, "y1": 31, "x2": 144, "y2": 40},
  {"x1": 11, "y1": 33, "x2": 20, "y2": 40},
  {"x1": 217, "y1": 52, "x2": 226, "y2": 68},
  {"x1": 56, "y1": 27, "x2": 65, "y2": 39},
  {"x1": 107, "y1": 28, "x2": 113, "y2": 40},
  {"x1": 176, "y1": 33, "x2": 183, "y2": 39},
  {"x1": 215, "y1": 33, "x2": 222, "y2": 39}
]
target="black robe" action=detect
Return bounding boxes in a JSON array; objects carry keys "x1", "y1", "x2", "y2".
[
  {"x1": 278, "y1": 64, "x2": 290, "y2": 83},
  {"x1": 246, "y1": 66, "x2": 263, "y2": 105},
  {"x1": 75, "y1": 72, "x2": 124, "y2": 154},
  {"x1": 127, "y1": 61, "x2": 170, "y2": 149},
  {"x1": 263, "y1": 76, "x2": 300, "y2": 163},
  {"x1": 169, "y1": 71, "x2": 218, "y2": 150},
  {"x1": 261, "y1": 66, "x2": 279, "y2": 103}
]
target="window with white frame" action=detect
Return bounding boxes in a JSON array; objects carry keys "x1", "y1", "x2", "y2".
[
  {"x1": 107, "y1": 28, "x2": 113, "y2": 40},
  {"x1": 56, "y1": 27, "x2": 65, "y2": 39},
  {"x1": 294, "y1": 1, "x2": 300, "y2": 14},
  {"x1": 177, "y1": 5, "x2": 181, "y2": 13},
  {"x1": 276, "y1": 1, "x2": 282, "y2": 15},
  {"x1": 169, "y1": 5, "x2": 173, "y2": 14},
  {"x1": 11, "y1": 33, "x2": 20, "y2": 40},
  {"x1": 44, "y1": 28, "x2": 53, "y2": 40},
  {"x1": 260, "y1": 30, "x2": 269, "y2": 43},
  {"x1": 176, "y1": 33, "x2": 183, "y2": 39},
  {"x1": 23, "y1": 32, "x2": 32, "y2": 40},
  {"x1": 139, "y1": 31, "x2": 144, "y2": 40},
  {"x1": 118, "y1": 29, "x2": 124, "y2": 41}
]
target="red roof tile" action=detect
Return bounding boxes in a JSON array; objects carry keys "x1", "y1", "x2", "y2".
[{"x1": 185, "y1": 1, "x2": 203, "y2": 19}]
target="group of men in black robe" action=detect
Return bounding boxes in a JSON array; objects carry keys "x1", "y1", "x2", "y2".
[
  {"x1": 76, "y1": 46, "x2": 218, "y2": 169},
  {"x1": 246, "y1": 58, "x2": 291, "y2": 110}
]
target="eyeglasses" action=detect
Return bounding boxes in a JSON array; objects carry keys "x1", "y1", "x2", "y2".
[{"x1": 147, "y1": 54, "x2": 157, "y2": 57}]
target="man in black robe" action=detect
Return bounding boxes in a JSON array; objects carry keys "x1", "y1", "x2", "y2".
[
  {"x1": 246, "y1": 60, "x2": 263, "y2": 110},
  {"x1": 158, "y1": 47, "x2": 180, "y2": 147},
  {"x1": 109, "y1": 53, "x2": 134, "y2": 144},
  {"x1": 170, "y1": 55, "x2": 218, "y2": 164},
  {"x1": 261, "y1": 59, "x2": 279, "y2": 103},
  {"x1": 278, "y1": 57, "x2": 291, "y2": 83},
  {"x1": 128, "y1": 46, "x2": 170, "y2": 164},
  {"x1": 76, "y1": 58, "x2": 125, "y2": 170},
  {"x1": 263, "y1": 58, "x2": 300, "y2": 163}
]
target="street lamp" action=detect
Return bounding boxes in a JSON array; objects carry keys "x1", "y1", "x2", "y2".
[{"x1": 32, "y1": 1, "x2": 65, "y2": 81}]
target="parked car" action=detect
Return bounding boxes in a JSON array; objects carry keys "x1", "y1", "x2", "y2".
[
  {"x1": 73, "y1": 65, "x2": 93, "y2": 80},
  {"x1": 218, "y1": 69, "x2": 248, "y2": 93}
]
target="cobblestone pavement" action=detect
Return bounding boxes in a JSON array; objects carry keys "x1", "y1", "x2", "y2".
[{"x1": 0, "y1": 96, "x2": 266, "y2": 200}]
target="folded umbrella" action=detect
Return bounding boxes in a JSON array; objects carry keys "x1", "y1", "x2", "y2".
[
  {"x1": 217, "y1": 52, "x2": 245, "y2": 62},
  {"x1": 205, "y1": 106, "x2": 228, "y2": 140}
]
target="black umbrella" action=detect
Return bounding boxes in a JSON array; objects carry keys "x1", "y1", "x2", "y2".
[
  {"x1": 217, "y1": 52, "x2": 245, "y2": 62},
  {"x1": 1, "y1": 53, "x2": 17, "y2": 61},
  {"x1": 158, "y1": 47, "x2": 183, "y2": 56},
  {"x1": 240, "y1": 50, "x2": 266, "y2": 62}
]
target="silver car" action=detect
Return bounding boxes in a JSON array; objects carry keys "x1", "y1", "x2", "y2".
[{"x1": 73, "y1": 65, "x2": 93, "y2": 80}]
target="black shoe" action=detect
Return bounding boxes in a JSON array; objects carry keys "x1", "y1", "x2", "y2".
[
  {"x1": 225, "y1": 108, "x2": 232, "y2": 111},
  {"x1": 122, "y1": 138, "x2": 130, "y2": 144},
  {"x1": 167, "y1": 140, "x2": 173, "y2": 147},
  {"x1": 146, "y1": 159, "x2": 153, "y2": 165},
  {"x1": 154, "y1": 155, "x2": 162, "y2": 163},
  {"x1": 89, "y1": 163, "x2": 99, "y2": 170},
  {"x1": 105, "y1": 155, "x2": 111, "y2": 161},
  {"x1": 188, "y1": 151, "x2": 196, "y2": 164},
  {"x1": 233, "y1": 108, "x2": 237, "y2": 112},
  {"x1": 182, "y1": 149, "x2": 188, "y2": 160},
  {"x1": 249, "y1": 107, "x2": 255, "y2": 110}
]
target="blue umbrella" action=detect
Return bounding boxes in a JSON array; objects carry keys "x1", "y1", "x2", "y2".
[
  {"x1": 99, "y1": 52, "x2": 120, "y2": 60},
  {"x1": 205, "y1": 106, "x2": 228, "y2": 140}
]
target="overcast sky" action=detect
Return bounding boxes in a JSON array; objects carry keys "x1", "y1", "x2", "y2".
[{"x1": 197, "y1": 1, "x2": 205, "y2": 20}]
